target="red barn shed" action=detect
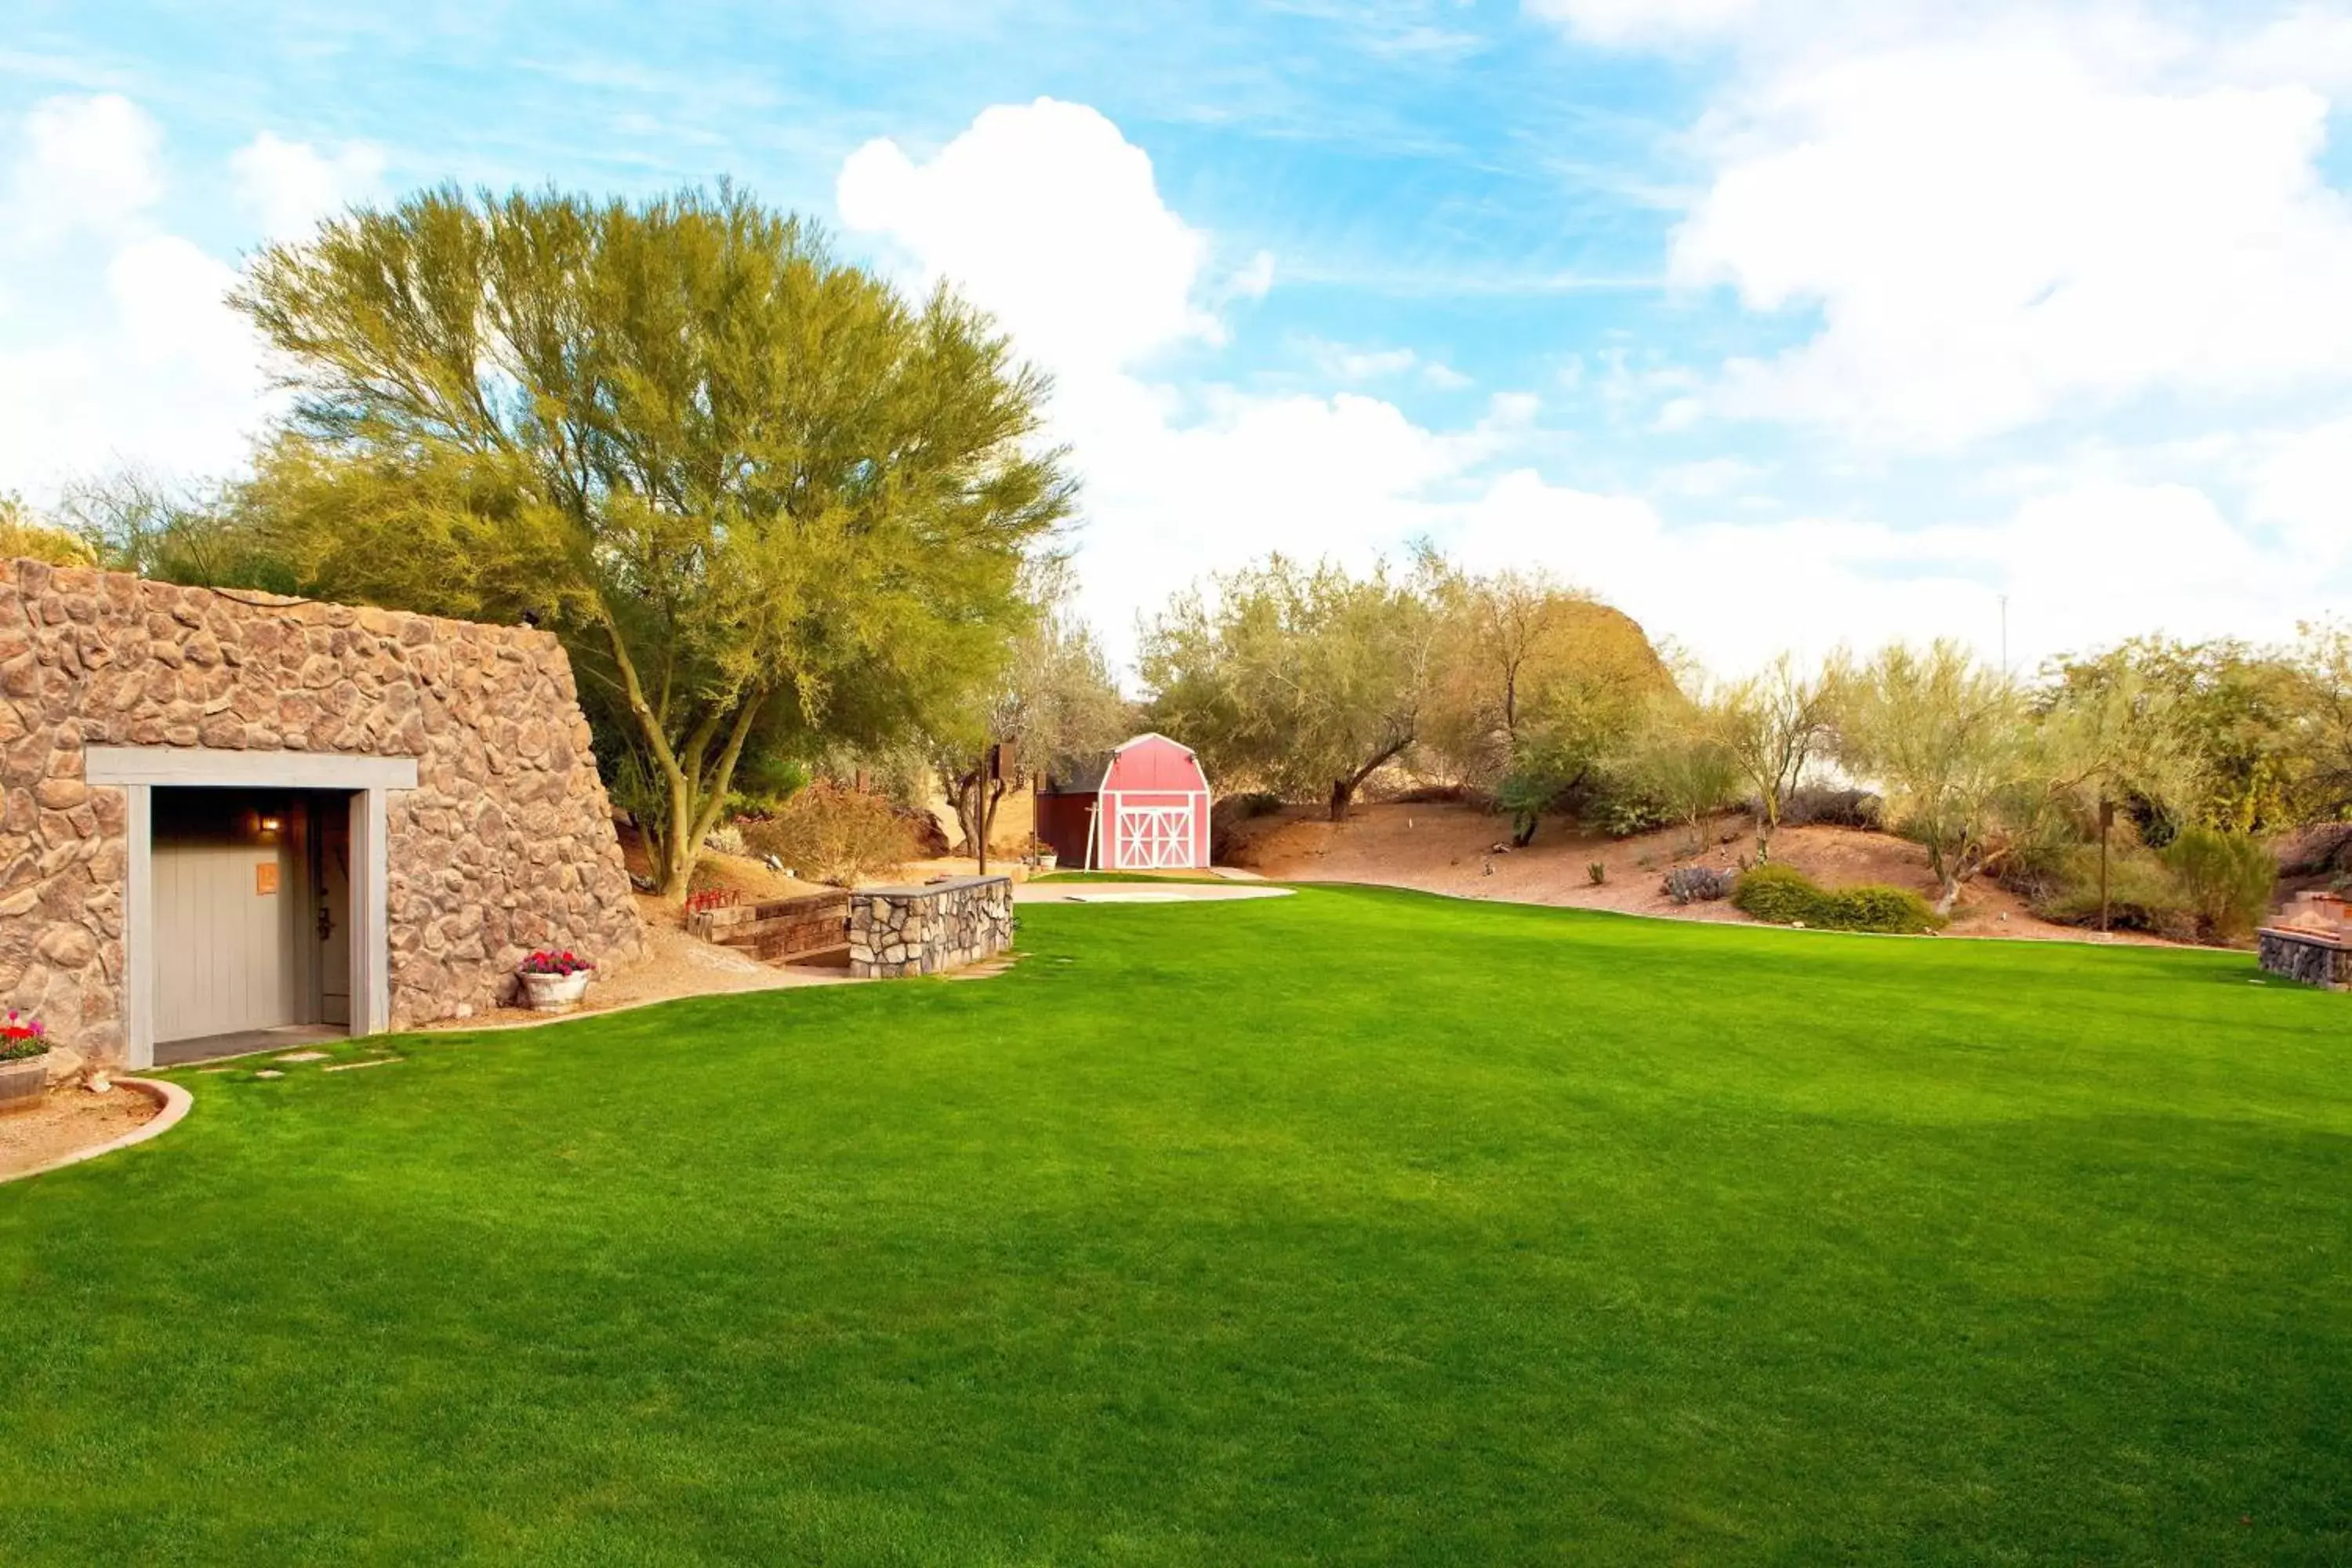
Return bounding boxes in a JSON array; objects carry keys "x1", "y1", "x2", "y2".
[{"x1": 1036, "y1": 733, "x2": 1214, "y2": 871}]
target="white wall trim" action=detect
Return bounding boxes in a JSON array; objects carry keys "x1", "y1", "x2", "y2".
[
  {"x1": 89, "y1": 746, "x2": 418, "y2": 790},
  {"x1": 123, "y1": 784, "x2": 153, "y2": 1069},
  {"x1": 354, "y1": 788, "x2": 390, "y2": 1034}
]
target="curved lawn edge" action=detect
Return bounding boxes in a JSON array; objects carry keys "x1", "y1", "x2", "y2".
[
  {"x1": 0, "y1": 1076, "x2": 192, "y2": 1187},
  {"x1": 1286, "y1": 875, "x2": 2216, "y2": 951}
]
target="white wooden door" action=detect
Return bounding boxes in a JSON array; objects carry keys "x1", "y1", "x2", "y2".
[
  {"x1": 153, "y1": 832, "x2": 298, "y2": 1043},
  {"x1": 1116, "y1": 803, "x2": 1195, "y2": 869}
]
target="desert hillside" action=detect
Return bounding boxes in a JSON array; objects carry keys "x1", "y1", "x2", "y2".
[{"x1": 1225, "y1": 800, "x2": 2161, "y2": 944}]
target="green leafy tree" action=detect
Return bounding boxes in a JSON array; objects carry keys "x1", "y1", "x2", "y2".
[
  {"x1": 1714, "y1": 654, "x2": 1838, "y2": 864},
  {"x1": 930, "y1": 561, "x2": 1129, "y2": 866},
  {"x1": 1619, "y1": 693, "x2": 1743, "y2": 855},
  {"x1": 1141, "y1": 555, "x2": 1432, "y2": 822},
  {"x1": 1420, "y1": 559, "x2": 1668, "y2": 842},
  {"x1": 0, "y1": 492, "x2": 96, "y2": 567},
  {"x1": 2285, "y1": 621, "x2": 2352, "y2": 822},
  {"x1": 234, "y1": 185, "x2": 1070, "y2": 898},
  {"x1": 2043, "y1": 637, "x2": 2303, "y2": 836},
  {"x1": 1838, "y1": 641, "x2": 2043, "y2": 914},
  {"x1": 56, "y1": 469, "x2": 289, "y2": 587}
]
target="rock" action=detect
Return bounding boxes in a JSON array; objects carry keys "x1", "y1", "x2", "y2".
[{"x1": 34, "y1": 922, "x2": 95, "y2": 967}]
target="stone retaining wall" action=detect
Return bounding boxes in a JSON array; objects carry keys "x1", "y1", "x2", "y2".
[
  {"x1": 0, "y1": 557, "x2": 644, "y2": 1060},
  {"x1": 2257, "y1": 927, "x2": 2350, "y2": 989},
  {"x1": 848, "y1": 875, "x2": 1013, "y2": 978}
]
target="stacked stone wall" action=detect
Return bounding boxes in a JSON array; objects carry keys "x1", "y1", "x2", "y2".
[
  {"x1": 848, "y1": 876, "x2": 1013, "y2": 978},
  {"x1": 2257, "y1": 928, "x2": 2351, "y2": 989},
  {"x1": 0, "y1": 557, "x2": 644, "y2": 1061}
]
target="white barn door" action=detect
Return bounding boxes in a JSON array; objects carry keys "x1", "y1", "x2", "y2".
[{"x1": 1116, "y1": 803, "x2": 1196, "y2": 869}]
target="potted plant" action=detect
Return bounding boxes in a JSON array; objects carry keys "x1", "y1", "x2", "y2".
[
  {"x1": 0, "y1": 1010, "x2": 50, "y2": 1114},
  {"x1": 517, "y1": 950, "x2": 596, "y2": 1013},
  {"x1": 1029, "y1": 837, "x2": 1058, "y2": 873}
]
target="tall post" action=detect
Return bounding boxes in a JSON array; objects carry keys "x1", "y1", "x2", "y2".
[
  {"x1": 974, "y1": 760, "x2": 989, "y2": 878},
  {"x1": 2098, "y1": 795, "x2": 2114, "y2": 934}
]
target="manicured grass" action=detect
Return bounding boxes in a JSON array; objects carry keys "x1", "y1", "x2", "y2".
[{"x1": 4, "y1": 889, "x2": 2350, "y2": 1563}]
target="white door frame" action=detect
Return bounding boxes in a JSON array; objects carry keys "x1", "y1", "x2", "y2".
[{"x1": 89, "y1": 746, "x2": 417, "y2": 1069}]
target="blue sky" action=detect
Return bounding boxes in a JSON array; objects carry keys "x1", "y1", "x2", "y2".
[{"x1": 7, "y1": 0, "x2": 2352, "y2": 672}]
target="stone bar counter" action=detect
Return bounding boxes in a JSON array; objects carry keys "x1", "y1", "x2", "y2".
[{"x1": 848, "y1": 875, "x2": 1013, "y2": 979}]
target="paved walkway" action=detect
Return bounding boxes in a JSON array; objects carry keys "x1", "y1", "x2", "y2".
[{"x1": 1015, "y1": 882, "x2": 1294, "y2": 905}]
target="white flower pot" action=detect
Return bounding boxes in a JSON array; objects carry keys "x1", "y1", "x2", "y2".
[{"x1": 521, "y1": 971, "x2": 591, "y2": 1013}]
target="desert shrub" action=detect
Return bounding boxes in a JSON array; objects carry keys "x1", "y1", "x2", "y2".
[
  {"x1": 1732, "y1": 863, "x2": 1828, "y2": 925},
  {"x1": 1733, "y1": 864, "x2": 1942, "y2": 932},
  {"x1": 722, "y1": 753, "x2": 811, "y2": 820},
  {"x1": 702, "y1": 824, "x2": 748, "y2": 858},
  {"x1": 1661, "y1": 866, "x2": 1733, "y2": 905},
  {"x1": 1587, "y1": 861, "x2": 1607, "y2": 886},
  {"x1": 1389, "y1": 782, "x2": 1470, "y2": 805},
  {"x1": 2033, "y1": 847, "x2": 2199, "y2": 941},
  {"x1": 1572, "y1": 769, "x2": 1669, "y2": 838},
  {"x1": 1780, "y1": 785, "x2": 1883, "y2": 830},
  {"x1": 1821, "y1": 884, "x2": 1943, "y2": 935},
  {"x1": 2161, "y1": 827, "x2": 2276, "y2": 942},
  {"x1": 740, "y1": 782, "x2": 917, "y2": 885}
]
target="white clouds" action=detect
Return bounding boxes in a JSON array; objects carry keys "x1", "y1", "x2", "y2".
[
  {"x1": 1524, "y1": 0, "x2": 1759, "y2": 49},
  {"x1": 6, "y1": 93, "x2": 165, "y2": 241},
  {"x1": 2245, "y1": 414, "x2": 2352, "y2": 569},
  {"x1": 1528, "y1": 3, "x2": 2352, "y2": 450},
  {"x1": 1433, "y1": 470, "x2": 2305, "y2": 673},
  {"x1": 230, "y1": 132, "x2": 387, "y2": 243},
  {"x1": 838, "y1": 99, "x2": 1448, "y2": 647},
  {"x1": 1298, "y1": 338, "x2": 1475, "y2": 389},
  {"x1": 839, "y1": 98, "x2": 1218, "y2": 377},
  {"x1": 1227, "y1": 249, "x2": 1276, "y2": 302},
  {"x1": 831, "y1": 94, "x2": 2342, "y2": 679},
  {"x1": 0, "y1": 96, "x2": 274, "y2": 497},
  {"x1": 1671, "y1": 24, "x2": 2352, "y2": 447}
]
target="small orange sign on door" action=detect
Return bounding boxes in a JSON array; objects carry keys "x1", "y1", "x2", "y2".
[{"x1": 256, "y1": 863, "x2": 280, "y2": 895}]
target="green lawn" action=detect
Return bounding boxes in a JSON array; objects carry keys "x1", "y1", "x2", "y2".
[{"x1": 4, "y1": 888, "x2": 2349, "y2": 1564}]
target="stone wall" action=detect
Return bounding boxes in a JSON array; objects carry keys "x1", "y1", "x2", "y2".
[
  {"x1": 848, "y1": 876, "x2": 1013, "y2": 978},
  {"x1": 0, "y1": 557, "x2": 644, "y2": 1061},
  {"x1": 2257, "y1": 927, "x2": 2350, "y2": 989}
]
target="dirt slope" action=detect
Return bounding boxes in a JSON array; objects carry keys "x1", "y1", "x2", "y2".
[{"x1": 1225, "y1": 800, "x2": 2161, "y2": 944}]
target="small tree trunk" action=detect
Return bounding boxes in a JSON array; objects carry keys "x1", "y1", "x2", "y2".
[
  {"x1": 1933, "y1": 877, "x2": 1962, "y2": 917},
  {"x1": 1328, "y1": 779, "x2": 1352, "y2": 822},
  {"x1": 660, "y1": 788, "x2": 698, "y2": 901},
  {"x1": 978, "y1": 777, "x2": 1009, "y2": 876}
]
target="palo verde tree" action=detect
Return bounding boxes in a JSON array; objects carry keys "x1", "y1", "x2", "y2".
[
  {"x1": 237, "y1": 185, "x2": 1070, "y2": 898},
  {"x1": 1713, "y1": 652, "x2": 1839, "y2": 863},
  {"x1": 1141, "y1": 554, "x2": 1432, "y2": 822},
  {"x1": 1617, "y1": 691, "x2": 1743, "y2": 855},
  {"x1": 1836, "y1": 641, "x2": 2041, "y2": 915}
]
